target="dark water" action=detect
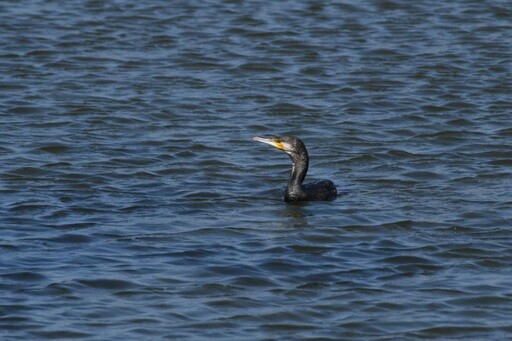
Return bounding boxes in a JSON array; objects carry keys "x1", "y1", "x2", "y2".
[{"x1": 1, "y1": 0, "x2": 512, "y2": 339}]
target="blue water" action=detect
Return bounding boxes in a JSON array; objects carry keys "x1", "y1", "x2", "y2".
[{"x1": 1, "y1": 1, "x2": 512, "y2": 339}]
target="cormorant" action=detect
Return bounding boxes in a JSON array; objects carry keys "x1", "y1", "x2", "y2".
[{"x1": 253, "y1": 136, "x2": 337, "y2": 202}]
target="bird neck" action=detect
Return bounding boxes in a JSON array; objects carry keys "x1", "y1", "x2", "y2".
[{"x1": 287, "y1": 153, "x2": 308, "y2": 190}]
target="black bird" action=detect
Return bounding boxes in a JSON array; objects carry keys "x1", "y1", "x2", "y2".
[{"x1": 253, "y1": 136, "x2": 337, "y2": 202}]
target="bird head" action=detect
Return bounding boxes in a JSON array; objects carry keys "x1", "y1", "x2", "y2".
[{"x1": 252, "y1": 136, "x2": 308, "y2": 160}]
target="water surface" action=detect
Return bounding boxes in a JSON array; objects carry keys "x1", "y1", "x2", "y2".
[{"x1": 1, "y1": 0, "x2": 512, "y2": 339}]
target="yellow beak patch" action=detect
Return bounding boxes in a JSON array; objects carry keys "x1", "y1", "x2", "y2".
[{"x1": 273, "y1": 140, "x2": 285, "y2": 150}]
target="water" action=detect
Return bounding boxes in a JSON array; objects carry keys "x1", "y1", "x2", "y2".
[{"x1": 1, "y1": 0, "x2": 511, "y2": 339}]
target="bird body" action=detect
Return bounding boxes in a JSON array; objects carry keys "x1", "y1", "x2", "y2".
[{"x1": 253, "y1": 136, "x2": 337, "y2": 202}]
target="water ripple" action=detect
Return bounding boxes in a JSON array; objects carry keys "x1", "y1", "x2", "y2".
[{"x1": 1, "y1": 0, "x2": 512, "y2": 340}]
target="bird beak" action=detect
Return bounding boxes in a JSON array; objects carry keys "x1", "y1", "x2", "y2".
[{"x1": 252, "y1": 136, "x2": 285, "y2": 150}]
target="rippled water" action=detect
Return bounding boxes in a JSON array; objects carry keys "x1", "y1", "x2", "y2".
[{"x1": 1, "y1": 0, "x2": 512, "y2": 339}]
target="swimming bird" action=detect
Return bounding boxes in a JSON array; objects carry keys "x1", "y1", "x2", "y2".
[{"x1": 253, "y1": 136, "x2": 337, "y2": 202}]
